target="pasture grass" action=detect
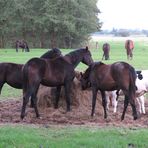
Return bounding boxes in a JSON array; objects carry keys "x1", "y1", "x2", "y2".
[{"x1": 0, "y1": 124, "x2": 147, "y2": 148}]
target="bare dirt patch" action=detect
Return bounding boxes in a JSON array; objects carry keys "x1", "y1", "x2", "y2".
[{"x1": 0, "y1": 78, "x2": 147, "y2": 128}]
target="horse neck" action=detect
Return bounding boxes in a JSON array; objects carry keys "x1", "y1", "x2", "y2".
[{"x1": 64, "y1": 52, "x2": 83, "y2": 68}]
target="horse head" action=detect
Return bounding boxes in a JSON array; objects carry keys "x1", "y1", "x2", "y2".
[
  {"x1": 80, "y1": 66, "x2": 92, "y2": 90},
  {"x1": 81, "y1": 46, "x2": 93, "y2": 66}
]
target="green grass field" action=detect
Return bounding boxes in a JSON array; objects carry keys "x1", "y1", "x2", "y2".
[{"x1": 0, "y1": 38, "x2": 148, "y2": 147}]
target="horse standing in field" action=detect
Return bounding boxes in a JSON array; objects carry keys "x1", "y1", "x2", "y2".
[
  {"x1": 102, "y1": 43, "x2": 110, "y2": 60},
  {"x1": 16, "y1": 40, "x2": 30, "y2": 52},
  {"x1": 21, "y1": 47, "x2": 93, "y2": 119},
  {"x1": 125, "y1": 40, "x2": 134, "y2": 60},
  {"x1": 0, "y1": 48, "x2": 62, "y2": 96},
  {"x1": 80, "y1": 61, "x2": 138, "y2": 121}
]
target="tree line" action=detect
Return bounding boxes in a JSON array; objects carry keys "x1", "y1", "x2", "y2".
[{"x1": 0, "y1": 0, "x2": 101, "y2": 49}]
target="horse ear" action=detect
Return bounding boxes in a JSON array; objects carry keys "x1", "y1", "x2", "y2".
[{"x1": 86, "y1": 46, "x2": 88, "y2": 50}]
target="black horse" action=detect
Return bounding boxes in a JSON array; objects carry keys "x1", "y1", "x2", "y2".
[
  {"x1": 16, "y1": 40, "x2": 30, "y2": 52},
  {"x1": 102, "y1": 43, "x2": 110, "y2": 60},
  {"x1": 0, "y1": 48, "x2": 62, "y2": 95},
  {"x1": 80, "y1": 61, "x2": 138, "y2": 121},
  {"x1": 21, "y1": 47, "x2": 93, "y2": 119}
]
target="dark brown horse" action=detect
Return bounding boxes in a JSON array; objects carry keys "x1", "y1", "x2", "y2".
[
  {"x1": 0, "y1": 48, "x2": 62, "y2": 95},
  {"x1": 80, "y1": 61, "x2": 138, "y2": 121},
  {"x1": 102, "y1": 43, "x2": 110, "y2": 60},
  {"x1": 21, "y1": 47, "x2": 93, "y2": 119},
  {"x1": 16, "y1": 40, "x2": 30, "y2": 52},
  {"x1": 125, "y1": 40, "x2": 134, "y2": 60}
]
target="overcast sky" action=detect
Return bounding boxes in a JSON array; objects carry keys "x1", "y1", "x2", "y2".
[{"x1": 97, "y1": 0, "x2": 148, "y2": 30}]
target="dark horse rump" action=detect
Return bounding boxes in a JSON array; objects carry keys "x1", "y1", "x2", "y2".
[
  {"x1": 80, "y1": 61, "x2": 138, "y2": 121},
  {"x1": 0, "y1": 48, "x2": 62, "y2": 95},
  {"x1": 16, "y1": 40, "x2": 30, "y2": 52},
  {"x1": 21, "y1": 47, "x2": 93, "y2": 119},
  {"x1": 102, "y1": 43, "x2": 110, "y2": 60}
]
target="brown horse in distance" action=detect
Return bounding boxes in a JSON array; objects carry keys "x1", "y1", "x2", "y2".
[
  {"x1": 125, "y1": 39, "x2": 134, "y2": 60},
  {"x1": 16, "y1": 40, "x2": 30, "y2": 52},
  {"x1": 80, "y1": 61, "x2": 138, "y2": 121},
  {"x1": 102, "y1": 43, "x2": 110, "y2": 60}
]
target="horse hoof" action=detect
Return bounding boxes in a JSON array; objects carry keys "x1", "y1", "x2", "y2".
[
  {"x1": 54, "y1": 105, "x2": 58, "y2": 109},
  {"x1": 20, "y1": 115, "x2": 25, "y2": 120},
  {"x1": 133, "y1": 116, "x2": 138, "y2": 120},
  {"x1": 38, "y1": 116, "x2": 42, "y2": 119},
  {"x1": 121, "y1": 116, "x2": 124, "y2": 121}
]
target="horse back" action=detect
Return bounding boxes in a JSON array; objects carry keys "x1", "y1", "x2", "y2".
[
  {"x1": 41, "y1": 57, "x2": 75, "y2": 86},
  {"x1": 90, "y1": 63, "x2": 116, "y2": 90}
]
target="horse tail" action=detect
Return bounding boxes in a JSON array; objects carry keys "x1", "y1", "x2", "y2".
[
  {"x1": 129, "y1": 66, "x2": 137, "y2": 97},
  {"x1": 22, "y1": 63, "x2": 32, "y2": 99}
]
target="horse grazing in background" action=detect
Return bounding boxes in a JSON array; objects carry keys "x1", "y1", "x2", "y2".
[
  {"x1": 80, "y1": 61, "x2": 138, "y2": 121},
  {"x1": 16, "y1": 40, "x2": 30, "y2": 52},
  {"x1": 21, "y1": 47, "x2": 93, "y2": 119},
  {"x1": 102, "y1": 43, "x2": 110, "y2": 60},
  {"x1": 0, "y1": 48, "x2": 62, "y2": 95},
  {"x1": 125, "y1": 39, "x2": 134, "y2": 60}
]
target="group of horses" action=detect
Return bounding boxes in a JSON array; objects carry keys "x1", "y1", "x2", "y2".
[
  {"x1": 102, "y1": 39, "x2": 134, "y2": 60},
  {"x1": 0, "y1": 46, "x2": 140, "y2": 121}
]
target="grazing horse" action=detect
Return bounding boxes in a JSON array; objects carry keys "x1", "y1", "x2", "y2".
[
  {"x1": 80, "y1": 61, "x2": 138, "y2": 121},
  {"x1": 21, "y1": 47, "x2": 93, "y2": 119},
  {"x1": 16, "y1": 40, "x2": 30, "y2": 52},
  {"x1": 0, "y1": 48, "x2": 62, "y2": 95},
  {"x1": 125, "y1": 40, "x2": 134, "y2": 60},
  {"x1": 102, "y1": 43, "x2": 110, "y2": 60}
]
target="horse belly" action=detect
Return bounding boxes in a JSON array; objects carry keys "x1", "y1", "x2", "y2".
[{"x1": 41, "y1": 79, "x2": 64, "y2": 87}]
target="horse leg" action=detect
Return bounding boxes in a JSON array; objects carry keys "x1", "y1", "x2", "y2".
[
  {"x1": 21, "y1": 95, "x2": 30, "y2": 119},
  {"x1": 91, "y1": 87, "x2": 98, "y2": 117},
  {"x1": 127, "y1": 94, "x2": 138, "y2": 120},
  {"x1": 31, "y1": 94, "x2": 40, "y2": 118},
  {"x1": 16, "y1": 48, "x2": 18, "y2": 52},
  {"x1": 0, "y1": 83, "x2": 4, "y2": 94},
  {"x1": 64, "y1": 82, "x2": 72, "y2": 112},
  {"x1": 30, "y1": 96, "x2": 34, "y2": 108},
  {"x1": 54, "y1": 86, "x2": 61, "y2": 109},
  {"x1": 138, "y1": 96, "x2": 145, "y2": 114},
  {"x1": 121, "y1": 95, "x2": 129, "y2": 121},
  {"x1": 100, "y1": 91, "x2": 107, "y2": 119}
]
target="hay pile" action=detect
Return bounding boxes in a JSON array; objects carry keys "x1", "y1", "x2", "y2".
[{"x1": 37, "y1": 77, "x2": 103, "y2": 117}]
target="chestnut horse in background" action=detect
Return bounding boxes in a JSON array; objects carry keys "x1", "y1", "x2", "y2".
[
  {"x1": 125, "y1": 40, "x2": 134, "y2": 60},
  {"x1": 80, "y1": 61, "x2": 138, "y2": 121},
  {"x1": 102, "y1": 43, "x2": 110, "y2": 60}
]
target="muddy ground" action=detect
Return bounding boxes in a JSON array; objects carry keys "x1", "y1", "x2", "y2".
[
  {"x1": 0, "y1": 97, "x2": 147, "y2": 128},
  {"x1": 0, "y1": 78, "x2": 147, "y2": 127}
]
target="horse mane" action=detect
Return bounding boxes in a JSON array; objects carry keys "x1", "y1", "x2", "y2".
[
  {"x1": 65, "y1": 48, "x2": 86, "y2": 58},
  {"x1": 83, "y1": 61, "x2": 104, "y2": 79}
]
